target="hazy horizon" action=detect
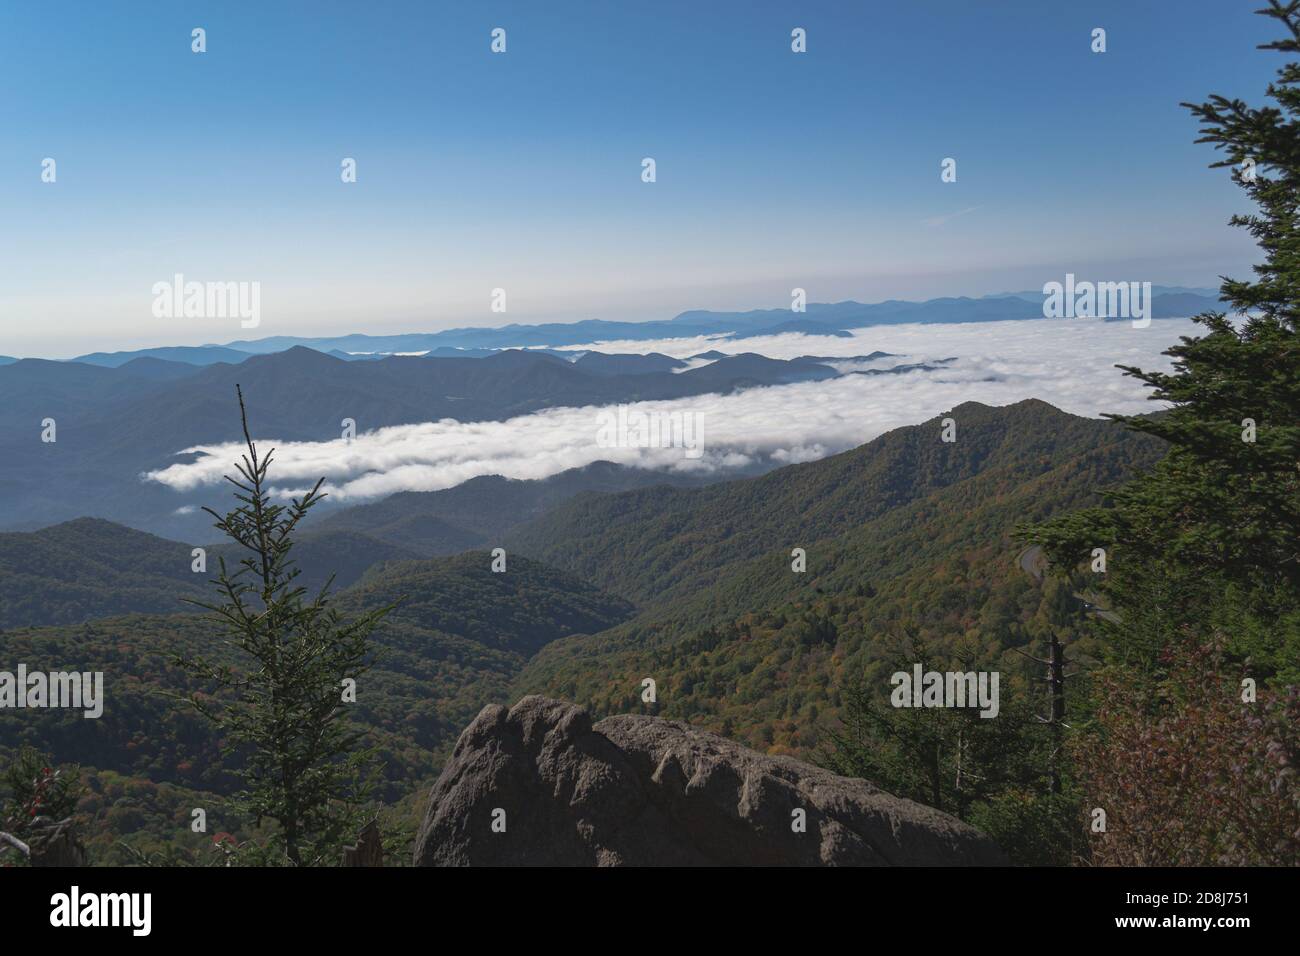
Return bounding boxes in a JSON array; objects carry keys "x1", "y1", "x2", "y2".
[
  {"x1": 5, "y1": 276, "x2": 1229, "y2": 361},
  {"x1": 0, "y1": 0, "x2": 1272, "y2": 358}
]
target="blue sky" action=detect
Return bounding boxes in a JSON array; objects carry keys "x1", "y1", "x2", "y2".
[{"x1": 0, "y1": 0, "x2": 1281, "y2": 357}]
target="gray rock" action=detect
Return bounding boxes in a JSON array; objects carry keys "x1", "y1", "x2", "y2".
[{"x1": 413, "y1": 695, "x2": 1007, "y2": 866}]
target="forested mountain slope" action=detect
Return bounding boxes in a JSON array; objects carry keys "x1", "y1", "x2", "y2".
[
  {"x1": 506, "y1": 400, "x2": 1165, "y2": 606},
  {"x1": 508, "y1": 401, "x2": 1166, "y2": 756},
  {"x1": 0, "y1": 551, "x2": 633, "y2": 858},
  {"x1": 0, "y1": 519, "x2": 421, "y2": 627},
  {"x1": 315, "y1": 460, "x2": 711, "y2": 556}
]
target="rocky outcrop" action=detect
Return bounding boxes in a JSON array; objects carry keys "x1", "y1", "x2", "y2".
[{"x1": 413, "y1": 696, "x2": 1007, "y2": 866}]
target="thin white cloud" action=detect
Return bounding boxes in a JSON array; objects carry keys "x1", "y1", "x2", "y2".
[
  {"x1": 922, "y1": 206, "x2": 982, "y2": 228},
  {"x1": 143, "y1": 317, "x2": 1196, "y2": 502}
]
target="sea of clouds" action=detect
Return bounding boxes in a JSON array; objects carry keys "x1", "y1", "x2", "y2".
[{"x1": 144, "y1": 317, "x2": 1199, "y2": 502}]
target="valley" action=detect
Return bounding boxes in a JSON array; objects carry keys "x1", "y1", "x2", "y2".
[{"x1": 0, "y1": 398, "x2": 1165, "y2": 860}]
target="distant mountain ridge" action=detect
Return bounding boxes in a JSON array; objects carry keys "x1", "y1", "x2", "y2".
[
  {"x1": 68, "y1": 346, "x2": 258, "y2": 368},
  {"x1": 1, "y1": 284, "x2": 1225, "y2": 540},
  {"x1": 40, "y1": 287, "x2": 1228, "y2": 366},
  {"x1": 0, "y1": 347, "x2": 909, "y2": 539},
  {"x1": 213, "y1": 289, "x2": 1222, "y2": 356}
]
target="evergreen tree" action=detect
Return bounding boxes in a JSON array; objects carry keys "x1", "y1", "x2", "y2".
[
  {"x1": 1019, "y1": 4, "x2": 1300, "y2": 866},
  {"x1": 1023, "y1": 0, "x2": 1300, "y2": 682},
  {"x1": 176, "y1": 386, "x2": 394, "y2": 865},
  {"x1": 820, "y1": 634, "x2": 1081, "y2": 863}
]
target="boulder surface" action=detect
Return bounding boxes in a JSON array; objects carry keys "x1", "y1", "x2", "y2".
[{"x1": 413, "y1": 695, "x2": 1007, "y2": 866}]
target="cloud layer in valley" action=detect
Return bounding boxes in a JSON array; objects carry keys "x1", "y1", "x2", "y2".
[{"x1": 144, "y1": 317, "x2": 1198, "y2": 502}]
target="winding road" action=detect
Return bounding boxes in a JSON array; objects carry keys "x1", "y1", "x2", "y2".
[{"x1": 1016, "y1": 545, "x2": 1120, "y2": 624}]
